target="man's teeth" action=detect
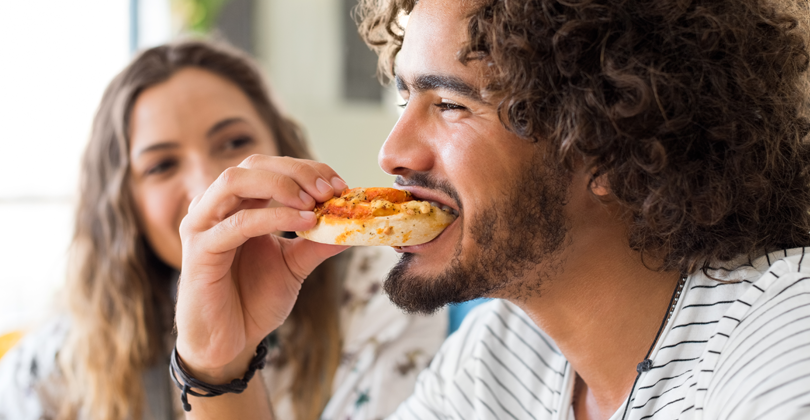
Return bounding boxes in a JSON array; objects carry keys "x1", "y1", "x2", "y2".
[{"x1": 429, "y1": 201, "x2": 460, "y2": 217}]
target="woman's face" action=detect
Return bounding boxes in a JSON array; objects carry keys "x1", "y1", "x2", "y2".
[{"x1": 129, "y1": 67, "x2": 279, "y2": 270}]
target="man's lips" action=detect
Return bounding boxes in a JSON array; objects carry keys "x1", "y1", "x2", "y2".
[
  {"x1": 390, "y1": 184, "x2": 460, "y2": 252},
  {"x1": 394, "y1": 184, "x2": 460, "y2": 215}
]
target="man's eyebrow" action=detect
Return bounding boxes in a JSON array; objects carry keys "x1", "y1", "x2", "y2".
[
  {"x1": 206, "y1": 117, "x2": 246, "y2": 139},
  {"x1": 396, "y1": 75, "x2": 408, "y2": 91},
  {"x1": 396, "y1": 74, "x2": 485, "y2": 103}
]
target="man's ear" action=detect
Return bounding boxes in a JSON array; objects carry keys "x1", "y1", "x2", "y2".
[{"x1": 589, "y1": 171, "x2": 611, "y2": 197}]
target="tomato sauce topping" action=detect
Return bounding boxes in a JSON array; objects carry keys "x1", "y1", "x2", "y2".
[
  {"x1": 359, "y1": 188, "x2": 411, "y2": 203},
  {"x1": 318, "y1": 204, "x2": 371, "y2": 219},
  {"x1": 316, "y1": 187, "x2": 413, "y2": 219}
]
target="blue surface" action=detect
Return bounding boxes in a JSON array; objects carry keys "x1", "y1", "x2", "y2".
[{"x1": 447, "y1": 298, "x2": 491, "y2": 335}]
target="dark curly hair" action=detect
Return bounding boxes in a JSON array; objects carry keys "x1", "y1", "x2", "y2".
[{"x1": 356, "y1": 0, "x2": 810, "y2": 273}]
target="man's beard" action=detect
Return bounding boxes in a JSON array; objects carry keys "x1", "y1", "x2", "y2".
[{"x1": 384, "y1": 153, "x2": 571, "y2": 314}]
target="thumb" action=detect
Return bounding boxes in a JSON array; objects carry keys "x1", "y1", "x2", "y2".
[{"x1": 282, "y1": 238, "x2": 350, "y2": 280}]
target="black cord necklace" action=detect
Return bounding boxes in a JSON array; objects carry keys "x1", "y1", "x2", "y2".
[{"x1": 618, "y1": 273, "x2": 687, "y2": 420}]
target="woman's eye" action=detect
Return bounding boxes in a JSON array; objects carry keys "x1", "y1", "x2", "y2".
[
  {"x1": 223, "y1": 136, "x2": 254, "y2": 151},
  {"x1": 397, "y1": 101, "x2": 409, "y2": 108},
  {"x1": 145, "y1": 159, "x2": 177, "y2": 176}
]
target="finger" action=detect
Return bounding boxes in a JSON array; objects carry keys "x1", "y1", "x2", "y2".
[
  {"x1": 189, "y1": 167, "x2": 316, "y2": 230},
  {"x1": 281, "y1": 237, "x2": 350, "y2": 281},
  {"x1": 238, "y1": 155, "x2": 348, "y2": 203},
  {"x1": 188, "y1": 193, "x2": 203, "y2": 213},
  {"x1": 200, "y1": 207, "x2": 318, "y2": 254},
  {"x1": 239, "y1": 155, "x2": 347, "y2": 192}
]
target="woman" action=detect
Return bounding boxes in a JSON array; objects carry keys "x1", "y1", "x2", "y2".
[{"x1": 0, "y1": 40, "x2": 446, "y2": 420}]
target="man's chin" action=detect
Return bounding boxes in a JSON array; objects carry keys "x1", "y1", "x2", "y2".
[{"x1": 383, "y1": 252, "x2": 497, "y2": 315}]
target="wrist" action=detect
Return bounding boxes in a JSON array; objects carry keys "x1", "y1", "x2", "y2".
[
  {"x1": 175, "y1": 340, "x2": 260, "y2": 385},
  {"x1": 171, "y1": 339, "x2": 270, "y2": 412}
]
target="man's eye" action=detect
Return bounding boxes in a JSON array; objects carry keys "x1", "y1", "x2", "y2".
[
  {"x1": 146, "y1": 159, "x2": 177, "y2": 176},
  {"x1": 434, "y1": 101, "x2": 466, "y2": 111},
  {"x1": 398, "y1": 101, "x2": 409, "y2": 108}
]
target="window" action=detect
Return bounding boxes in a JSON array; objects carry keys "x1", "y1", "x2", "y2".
[{"x1": 0, "y1": 0, "x2": 130, "y2": 333}]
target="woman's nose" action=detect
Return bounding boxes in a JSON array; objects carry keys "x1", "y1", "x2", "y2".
[
  {"x1": 378, "y1": 107, "x2": 434, "y2": 177},
  {"x1": 184, "y1": 158, "x2": 219, "y2": 202}
]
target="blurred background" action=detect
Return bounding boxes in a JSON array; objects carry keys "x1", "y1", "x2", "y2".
[{"x1": 0, "y1": 0, "x2": 400, "y2": 336}]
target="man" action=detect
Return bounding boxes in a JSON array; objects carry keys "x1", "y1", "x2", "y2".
[{"x1": 173, "y1": 0, "x2": 810, "y2": 419}]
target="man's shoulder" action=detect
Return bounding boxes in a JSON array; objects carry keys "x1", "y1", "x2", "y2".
[
  {"x1": 683, "y1": 247, "x2": 810, "y2": 328},
  {"x1": 697, "y1": 248, "x2": 810, "y2": 419}
]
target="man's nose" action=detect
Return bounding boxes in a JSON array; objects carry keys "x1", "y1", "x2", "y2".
[{"x1": 378, "y1": 107, "x2": 434, "y2": 177}]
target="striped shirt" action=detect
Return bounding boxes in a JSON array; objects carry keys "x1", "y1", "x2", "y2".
[{"x1": 390, "y1": 248, "x2": 810, "y2": 420}]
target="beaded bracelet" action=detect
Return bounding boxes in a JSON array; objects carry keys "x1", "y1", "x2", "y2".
[{"x1": 169, "y1": 338, "x2": 269, "y2": 412}]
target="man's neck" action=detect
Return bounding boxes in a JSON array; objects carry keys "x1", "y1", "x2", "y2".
[{"x1": 507, "y1": 219, "x2": 681, "y2": 419}]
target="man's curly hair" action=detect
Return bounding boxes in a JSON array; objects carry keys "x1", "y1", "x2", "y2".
[{"x1": 356, "y1": 0, "x2": 810, "y2": 273}]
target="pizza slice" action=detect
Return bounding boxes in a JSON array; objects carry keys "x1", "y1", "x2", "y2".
[{"x1": 296, "y1": 187, "x2": 457, "y2": 246}]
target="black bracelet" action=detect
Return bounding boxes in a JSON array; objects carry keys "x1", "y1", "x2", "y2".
[{"x1": 170, "y1": 337, "x2": 269, "y2": 412}]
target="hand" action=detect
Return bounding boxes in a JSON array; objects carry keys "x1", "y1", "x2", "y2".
[{"x1": 175, "y1": 155, "x2": 348, "y2": 383}]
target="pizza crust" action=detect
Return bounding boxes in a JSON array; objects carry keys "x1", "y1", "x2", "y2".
[{"x1": 296, "y1": 204, "x2": 456, "y2": 246}]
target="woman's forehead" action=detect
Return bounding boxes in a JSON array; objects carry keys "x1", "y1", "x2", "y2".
[{"x1": 129, "y1": 68, "x2": 262, "y2": 145}]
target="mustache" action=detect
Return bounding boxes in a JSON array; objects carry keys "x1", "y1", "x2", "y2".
[{"x1": 394, "y1": 173, "x2": 462, "y2": 210}]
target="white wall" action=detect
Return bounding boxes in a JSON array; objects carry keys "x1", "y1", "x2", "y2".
[
  {"x1": 254, "y1": 0, "x2": 400, "y2": 189},
  {"x1": 0, "y1": 1, "x2": 130, "y2": 333}
]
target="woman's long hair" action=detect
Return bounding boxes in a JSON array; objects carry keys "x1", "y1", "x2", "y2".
[{"x1": 57, "y1": 40, "x2": 342, "y2": 420}]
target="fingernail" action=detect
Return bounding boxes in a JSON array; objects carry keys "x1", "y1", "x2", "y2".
[
  {"x1": 331, "y1": 177, "x2": 348, "y2": 192},
  {"x1": 316, "y1": 178, "x2": 332, "y2": 194},
  {"x1": 300, "y1": 210, "x2": 315, "y2": 220},
  {"x1": 299, "y1": 190, "x2": 314, "y2": 205}
]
